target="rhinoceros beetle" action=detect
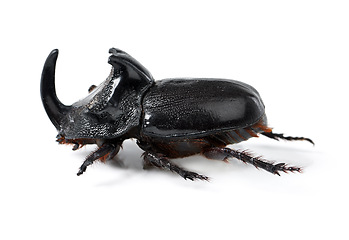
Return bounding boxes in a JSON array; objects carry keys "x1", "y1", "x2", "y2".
[{"x1": 41, "y1": 48, "x2": 313, "y2": 180}]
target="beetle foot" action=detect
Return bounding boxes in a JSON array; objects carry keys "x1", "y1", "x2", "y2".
[
  {"x1": 271, "y1": 163, "x2": 302, "y2": 176},
  {"x1": 143, "y1": 152, "x2": 209, "y2": 181},
  {"x1": 77, "y1": 167, "x2": 85, "y2": 176},
  {"x1": 180, "y1": 171, "x2": 209, "y2": 181}
]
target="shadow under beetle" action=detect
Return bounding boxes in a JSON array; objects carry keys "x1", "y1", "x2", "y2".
[{"x1": 41, "y1": 48, "x2": 313, "y2": 180}]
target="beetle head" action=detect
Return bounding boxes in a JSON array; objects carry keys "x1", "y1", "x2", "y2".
[{"x1": 41, "y1": 48, "x2": 154, "y2": 140}]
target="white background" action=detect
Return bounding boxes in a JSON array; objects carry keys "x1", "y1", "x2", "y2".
[{"x1": 1, "y1": 1, "x2": 348, "y2": 239}]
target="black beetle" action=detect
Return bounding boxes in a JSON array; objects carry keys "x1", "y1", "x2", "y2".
[{"x1": 41, "y1": 48, "x2": 313, "y2": 180}]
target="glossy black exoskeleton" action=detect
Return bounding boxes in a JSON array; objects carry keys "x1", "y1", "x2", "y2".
[{"x1": 41, "y1": 48, "x2": 313, "y2": 180}]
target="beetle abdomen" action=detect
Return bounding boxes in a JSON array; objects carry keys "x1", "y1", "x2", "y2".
[
  {"x1": 142, "y1": 78, "x2": 265, "y2": 138},
  {"x1": 141, "y1": 115, "x2": 270, "y2": 158}
]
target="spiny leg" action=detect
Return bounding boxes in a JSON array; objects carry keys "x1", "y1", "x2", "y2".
[
  {"x1": 143, "y1": 152, "x2": 209, "y2": 181},
  {"x1": 202, "y1": 147, "x2": 301, "y2": 176},
  {"x1": 262, "y1": 131, "x2": 314, "y2": 145},
  {"x1": 77, "y1": 143, "x2": 119, "y2": 176}
]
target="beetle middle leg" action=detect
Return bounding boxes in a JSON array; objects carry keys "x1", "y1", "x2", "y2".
[
  {"x1": 202, "y1": 147, "x2": 302, "y2": 175},
  {"x1": 77, "y1": 143, "x2": 120, "y2": 176},
  {"x1": 143, "y1": 152, "x2": 209, "y2": 181}
]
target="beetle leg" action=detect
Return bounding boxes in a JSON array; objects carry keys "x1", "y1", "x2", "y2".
[
  {"x1": 261, "y1": 131, "x2": 314, "y2": 145},
  {"x1": 202, "y1": 147, "x2": 302, "y2": 176},
  {"x1": 72, "y1": 142, "x2": 80, "y2": 151},
  {"x1": 77, "y1": 143, "x2": 118, "y2": 176},
  {"x1": 143, "y1": 152, "x2": 209, "y2": 181},
  {"x1": 88, "y1": 84, "x2": 97, "y2": 93}
]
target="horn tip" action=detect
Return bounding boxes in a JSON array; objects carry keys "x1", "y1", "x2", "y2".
[{"x1": 50, "y1": 49, "x2": 59, "y2": 56}]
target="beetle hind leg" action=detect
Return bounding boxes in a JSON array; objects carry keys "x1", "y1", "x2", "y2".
[
  {"x1": 261, "y1": 131, "x2": 314, "y2": 145},
  {"x1": 202, "y1": 147, "x2": 302, "y2": 176},
  {"x1": 143, "y1": 152, "x2": 209, "y2": 181}
]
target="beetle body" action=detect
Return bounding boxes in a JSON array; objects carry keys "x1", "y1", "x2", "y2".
[
  {"x1": 139, "y1": 78, "x2": 269, "y2": 158},
  {"x1": 41, "y1": 48, "x2": 313, "y2": 180}
]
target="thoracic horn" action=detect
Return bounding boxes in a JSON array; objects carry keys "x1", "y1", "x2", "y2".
[{"x1": 40, "y1": 49, "x2": 70, "y2": 130}]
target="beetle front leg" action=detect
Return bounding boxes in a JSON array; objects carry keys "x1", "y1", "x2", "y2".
[
  {"x1": 143, "y1": 152, "x2": 209, "y2": 181},
  {"x1": 77, "y1": 143, "x2": 120, "y2": 176},
  {"x1": 202, "y1": 147, "x2": 302, "y2": 176}
]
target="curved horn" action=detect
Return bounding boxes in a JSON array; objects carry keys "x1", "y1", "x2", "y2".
[{"x1": 41, "y1": 49, "x2": 70, "y2": 129}]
